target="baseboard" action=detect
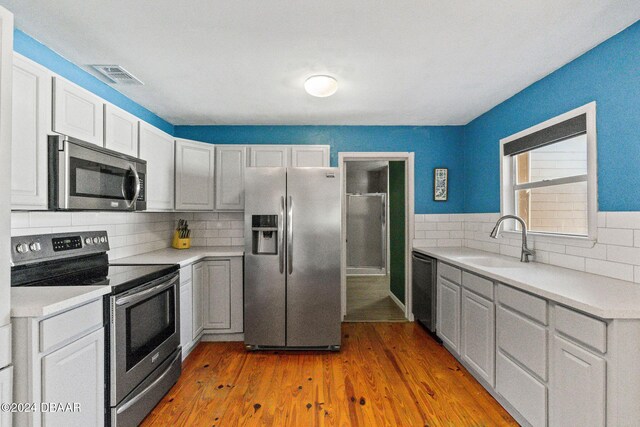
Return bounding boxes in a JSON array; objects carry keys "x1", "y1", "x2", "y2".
[
  {"x1": 388, "y1": 290, "x2": 406, "y2": 311},
  {"x1": 201, "y1": 332, "x2": 244, "y2": 342}
]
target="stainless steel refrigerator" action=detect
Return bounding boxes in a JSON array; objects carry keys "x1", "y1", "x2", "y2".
[{"x1": 244, "y1": 167, "x2": 341, "y2": 350}]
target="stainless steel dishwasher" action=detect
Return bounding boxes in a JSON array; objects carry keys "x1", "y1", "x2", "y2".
[{"x1": 412, "y1": 251, "x2": 437, "y2": 334}]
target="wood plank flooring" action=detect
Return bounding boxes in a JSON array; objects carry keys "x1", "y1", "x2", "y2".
[
  {"x1": 142, "y1": 323, "x2": 517, "y2": 426},
  {"x1": 345, "y1": 275, "x2": 406, "y2": 322}
]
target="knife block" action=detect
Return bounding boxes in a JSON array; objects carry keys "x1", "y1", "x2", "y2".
[{"x1": 172, "y1": 231, "x2": 191, "y2": 249}]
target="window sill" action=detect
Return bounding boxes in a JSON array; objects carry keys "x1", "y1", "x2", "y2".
[{"x1": 500, "y1": 230, "x2": 597, "y2": 248}]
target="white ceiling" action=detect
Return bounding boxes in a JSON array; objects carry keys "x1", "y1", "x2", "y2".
[{"x1": 2, "y1": 1, "x2": 639, "y2": 125}]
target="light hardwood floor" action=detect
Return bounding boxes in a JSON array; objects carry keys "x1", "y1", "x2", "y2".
[
  {"x1": 345, "y1": 275, "x2": 406, "y2": 321},
  {"x1": 142, "y1": 323, "x2": 517, "y2": 426}
]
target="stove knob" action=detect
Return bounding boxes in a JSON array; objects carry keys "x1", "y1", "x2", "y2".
[
  {"x1": 99, "y1": 236, "x2": 106, "y2": 243},
  {"x1": 85, "y1": 237, "x2": 93, "y2": 245},
  {"x1": 93, "y1": 237, "x2": 100, "y2": 244},
  {"x1": 16, "y1": 243, "x2": 29, "y2": 254},
  {"x1": 29, "y1": 242, "x2": 42, "y2": 252}
]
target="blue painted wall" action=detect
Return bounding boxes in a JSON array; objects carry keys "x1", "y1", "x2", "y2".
[
  {"x1": 176, "y1": 125, "x2": 465, "y2": 214},
  {"x1": 14, "y1": 29, "x2": 174, "y2": 135},
  {"x1": 464, "y1": 20, "x2": 640, "y2": 213}
]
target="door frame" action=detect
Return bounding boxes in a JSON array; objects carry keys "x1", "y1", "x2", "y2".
[{"x1": 339, "y1": 152, "x2": 415, "y2": 321}]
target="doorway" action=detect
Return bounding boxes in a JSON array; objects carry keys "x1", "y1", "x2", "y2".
[{"x1": 339, "y1": 153, "x2": 414, "y2": 322}]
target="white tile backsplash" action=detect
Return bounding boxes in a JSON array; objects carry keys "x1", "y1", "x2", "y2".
[
  {"x1": 176, "y1": 212, "x2": 245, "y2": 247},
  {"x1": 11, "y1": 211, "x2": 176, "y2": 260},
  {"x1": 415, "y1": 211, "x2": 640, "y2": 284}
]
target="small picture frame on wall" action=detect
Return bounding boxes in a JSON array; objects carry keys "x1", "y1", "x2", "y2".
[{"x1": 434, "y1": 167, "x2": 448, "y2": 201}]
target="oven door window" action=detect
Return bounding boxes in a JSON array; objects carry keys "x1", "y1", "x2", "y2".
[
  {"x1": 69, "y1": 157, "x2": 137, "y2": 201},
  {"x1": 125, "y1": 287, "x2": 176, "y2": 370}
]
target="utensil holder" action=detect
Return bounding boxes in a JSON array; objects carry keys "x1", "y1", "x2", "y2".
[{"x1": 172, "y1": 231, "x2": 191, "y2": 249}]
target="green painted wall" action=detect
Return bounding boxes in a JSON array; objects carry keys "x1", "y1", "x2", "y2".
[{"x1": 389, "y1": 161, "x2": 406, "y2": 303}]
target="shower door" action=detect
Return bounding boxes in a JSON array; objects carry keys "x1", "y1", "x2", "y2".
[{"x1": 346, "y1": 194, "x2": 386, "y2": 275}]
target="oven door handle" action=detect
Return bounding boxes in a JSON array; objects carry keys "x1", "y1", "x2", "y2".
[{"x1": 115, "y1": 274, "x2": 179, "y2": 307}]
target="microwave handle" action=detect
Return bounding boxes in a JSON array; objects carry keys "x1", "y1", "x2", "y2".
[{"x1": 122, "y1": 165, "x2": 141, "y2": 208}]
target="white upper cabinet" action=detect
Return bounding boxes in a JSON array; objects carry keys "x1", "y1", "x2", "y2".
[
  {"x1": 11, "y1": 54, "x2": 51, "y2": 210},
  {"x1": 248, "y1": 145, "x2": 288, "y2": 167},
  {"x1": 291, "y1": 146, "x2": 330, "y2": 167},
  {"x1": 52, "y1": 77, "x2": 104, "y2": 145},
  {"x1": 175, "y1": 138, "x2": 215, "y2": 211},
  {"x1": 215, "y1": 146, "x2": 245, "y2": 210},
  {"x1": 104, "y1": 103, "x2": 139, "y2": 157},
  {"x1": 138, "y1": 122, "x2": 175, "y2": 210}
]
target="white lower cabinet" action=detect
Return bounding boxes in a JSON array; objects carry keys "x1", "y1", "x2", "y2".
[
  {"x1": 179, "y1": 279, "x2": 194, "y2": 358},
  {"x1": 549, "y1": 335, "x2": 606, "y2": 427},
  {"x1": 12, "y1": 299, "x2": 104, "y2": 427},
  {"x1": 192, "y1": 262, "x2": 205, "y2": 338},
  {"x1": 203, "y1": 260, "x2": 232, "y2": 330},
  {"x1": 461, "y1": 289, "x2": 495, "y2": 386},
  {"x1": 437, "y1": 277, "x2": 460, "y2": 353},
  {"x1": 41, "y1": 329, "x2": 104, "y2": 427},
  {"x1": 178, "y1": 257, "x2": 243, "y2": 360},
  {"x1": 434, "y1": 264, "x2": 617, "y2": 427},
  {"x1": 0, "y1": 366, "x2": 11, "y2": 427},
  {"x1": 202, "y1": 257, "x2": 243, "y2": 333},
  {"x1": 496, "y1": 350, "x2": 547, "y2": 427}
]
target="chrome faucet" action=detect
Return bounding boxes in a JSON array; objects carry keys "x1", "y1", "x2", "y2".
[{"x1": 490, "y1": 214, "x2": 535, "y2": 263}]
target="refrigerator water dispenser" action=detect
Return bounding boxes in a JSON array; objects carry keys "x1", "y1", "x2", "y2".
[{"x1": 252, "y1": 215, "x2": 278, "y2": 255}]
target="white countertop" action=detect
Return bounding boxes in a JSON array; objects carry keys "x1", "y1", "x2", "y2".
[
  {"x1": 413, "y1": 246, "x2": 640, "y2": 319},
  {"x1": 11, "y1": 285, "x2": 111, "y2": 318},
  {"x1": 111, "y1": 246, "x2": 244, "y2": 268}
]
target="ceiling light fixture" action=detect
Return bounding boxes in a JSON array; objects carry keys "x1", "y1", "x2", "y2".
[{"x1": 304, "y1": 75, "x2": 338, "y2": 97}]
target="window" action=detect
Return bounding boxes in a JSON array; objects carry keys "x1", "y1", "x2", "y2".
[{"x1": 500, "y1": 102, "x2": 597, "y2": 239}]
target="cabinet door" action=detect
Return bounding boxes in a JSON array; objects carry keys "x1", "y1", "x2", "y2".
[
  {"x1": 104, "y1": 103, "x2": 139, "y2": 156},
  {"x1": 291, "y1": 146, "x2": 330, "y2": 167},
  {"x1": 52, "y1": 77, "x2": 104, "y2": 145},
  {"x1": 11, "y1": 55, "x2": 51, "y2": 210},
  {"x1": 175, "y1": 138, "x2": 215, "y2": 210},
  {"x1": 203, "y1": 260, "x2": 231, "y2": 330},
  {"x1": 248, "y1": 146, "x2": 289, "y2": 167},
  {"x1": 180, "y1": 280, "x2": 193, "y2": 355},
  {"x1": 461, "y1": 289, "x2": 495, "y2": 386},
  {"x1": 192, "y1": 262, "x2": 205, "y2": 338},
  {"x1": 138, "y1": 122, "x2": 175, "y2": 210},
  {"x1": 550, "y1": 335, "x2": 606, "y2": 427},
  {"x1": 0, "y1": 366, "x2": 11, "y2": 427},
  {"x1": 437, "y1": 277, "x2": 460, "y2": 353},
  {"x1": 41, "y1": 328, "x2": 104, "y2": 427},
  {"x1": 215, "y1": 146, "x2": 245, "y2": 210}
]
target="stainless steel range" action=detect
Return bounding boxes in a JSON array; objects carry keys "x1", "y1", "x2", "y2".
[{"x1": 11, "y1": 231, "x2": 181, "y2": 427}]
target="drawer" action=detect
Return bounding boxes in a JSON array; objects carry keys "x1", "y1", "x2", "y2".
[
  {"x1": 496, "y1": 351, "x2": 547, "y2": 427},
  {"x1": 497, "y1": 306, "x2": 547, "y2": 380},
  {"x1": 438, "y1": 262, "x2": 461, "y2": 284},
  {"x1": 555, "y1": 305, "x2": 607, "y2": 353},
  {"x1": 462, "y1": 271, "x2": 494, "y2": 300},
  {"x1": 40, "y1": 299, "x2": 103, "y2": 353},
  {"x1": 180, "y1": 265, "x2": 192, "y2": 284},
  {"x1": 497, "y1": 283, "x2": 547, "y2": 325}
]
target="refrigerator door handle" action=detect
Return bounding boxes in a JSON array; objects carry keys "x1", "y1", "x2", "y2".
[
  {"x1": 287, "y1": 195, "x2": 293, "y2": 275},
  {"x1": 279, "y1": 196, "x2": 285, "y2": 274}
]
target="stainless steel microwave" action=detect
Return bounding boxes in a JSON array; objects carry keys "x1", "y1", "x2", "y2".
[{"x1": 48, "y1": 135, "x2": 147, "y2": 211}]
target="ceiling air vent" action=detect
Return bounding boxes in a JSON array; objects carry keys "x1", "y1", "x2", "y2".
[{"x1": 91, "y1": 65, "x2": 144, "y2": 85}]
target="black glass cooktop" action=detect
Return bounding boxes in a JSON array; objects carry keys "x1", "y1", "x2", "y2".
[{"x1": 11, "y1": 253, "x2": 178, "y2": 294}]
